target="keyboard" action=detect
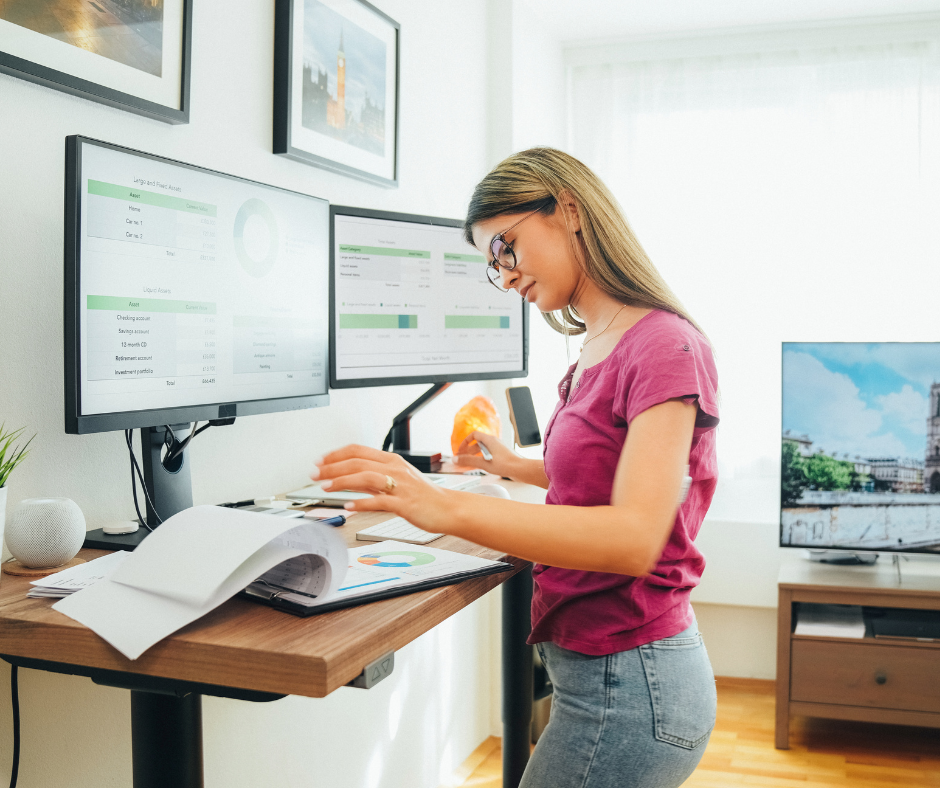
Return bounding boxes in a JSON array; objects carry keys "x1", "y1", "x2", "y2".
[{"x1": 356, "y1": 517, "x2": 443, "y2": 545}]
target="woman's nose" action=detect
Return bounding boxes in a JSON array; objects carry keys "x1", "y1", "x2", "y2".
[{"x1": 501, "y1": 266, "x2": 520, "y2": 290}]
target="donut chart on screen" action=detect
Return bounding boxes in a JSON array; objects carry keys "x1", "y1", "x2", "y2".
[{"x1": 358, "y1": 551, "x2": 436, "y2": 568}]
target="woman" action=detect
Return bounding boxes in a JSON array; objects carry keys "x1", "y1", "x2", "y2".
[{"x1": 312, "y1": 148, "x2": 719, "y2": 788}]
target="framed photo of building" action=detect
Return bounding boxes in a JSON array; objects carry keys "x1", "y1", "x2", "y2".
[
  {"x1": 0, "y1": 0, "x2": 191, "y2": 124},
  {"x1": 274, "y1": 0, "x2": 399, "y2": 187}
]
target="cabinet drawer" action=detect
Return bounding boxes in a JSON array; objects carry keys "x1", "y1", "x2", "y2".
[{"x1": 791, "y1": 640, "x2": 940, "y2": 713}]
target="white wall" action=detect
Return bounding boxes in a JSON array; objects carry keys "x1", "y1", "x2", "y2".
[{"x1": 0, "y1": 1, "x2": 502, "y2": 786}]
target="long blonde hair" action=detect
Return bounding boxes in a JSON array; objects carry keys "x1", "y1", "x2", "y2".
[{"x1": 464, "y1": 148, "x2": 704, "y2": 337}]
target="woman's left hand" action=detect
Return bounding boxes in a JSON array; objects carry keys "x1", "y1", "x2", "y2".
[{"x1": 311, "y1": 445, "x2": 454, "y2": 533}]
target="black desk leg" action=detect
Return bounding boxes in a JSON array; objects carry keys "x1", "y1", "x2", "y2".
[
  {"x1": 131, "y1": 690, "x2": 203, "y2": 788},
  {"x1": 502, "y1": 567, "x2": 533, "y2": 788}
]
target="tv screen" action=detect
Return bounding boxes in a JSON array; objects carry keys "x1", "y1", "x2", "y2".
[{"x1": 781, "y1": 342, "x2": 940, "y2": 554}]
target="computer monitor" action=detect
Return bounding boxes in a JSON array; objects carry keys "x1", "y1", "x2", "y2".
[
  {"x1": 65, "y1": 136, "x2": 330, "y2": 544},
  {"x1": 781, "y1": 342, "x2": 940, "y2": 559},
  {"x1": 329, "y1": 206, "x2": 528, "y2": 458}
]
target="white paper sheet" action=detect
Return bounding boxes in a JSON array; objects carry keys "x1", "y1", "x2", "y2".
[
  {"x1": 28, "y1": 551, "x2": 128, "y2": 597},
  {"x1": 53, "y1": 506, "x2": 347, "y2": 660}
]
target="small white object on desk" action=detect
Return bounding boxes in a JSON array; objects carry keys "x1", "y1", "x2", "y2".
[
  {"x1": 103, "y1": 521, "x2": 140, "y2": 535},
  {"x1": 7, "y1": 498, "x2": 86, "y2": 568},
  {"x1": 471, "y1": 484, "x2": 511, "y2": 499}
]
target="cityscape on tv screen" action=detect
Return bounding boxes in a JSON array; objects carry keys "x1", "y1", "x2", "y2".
[{"x1": 781, "y1": 343, "x2": 940, "y2": 553}]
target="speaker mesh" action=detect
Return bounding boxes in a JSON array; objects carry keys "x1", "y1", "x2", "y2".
[{"x1": 7, "y1": 498, "x2": 86, "y2": 568}]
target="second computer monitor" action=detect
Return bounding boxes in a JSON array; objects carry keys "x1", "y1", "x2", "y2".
[{"x1": 330, "y1": 206, "x2": 528, "y2": 388}]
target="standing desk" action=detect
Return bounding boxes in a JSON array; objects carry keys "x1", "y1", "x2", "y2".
[{"x1": 0, "y1": 479, "x2": 544, "y2": 788}]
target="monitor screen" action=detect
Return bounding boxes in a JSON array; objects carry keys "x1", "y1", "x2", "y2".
[
  {"x1": 781, "y1": 342, "x2": 940, "y2": 554},
  {"x1": 65, "y1": 137, "x2": 330, "y2": 434},
  {"x1": 330, "y1": 206, "x2": 528, "y2": 388}
]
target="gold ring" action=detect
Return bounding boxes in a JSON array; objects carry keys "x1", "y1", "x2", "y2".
[{"x1": 383, "y1": 475, "x2": 397, "y2": 493}]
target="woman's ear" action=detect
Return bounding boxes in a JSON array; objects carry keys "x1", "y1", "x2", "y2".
[{"x1": 557, "y1": 190, "x2": 581, "y2": 233}]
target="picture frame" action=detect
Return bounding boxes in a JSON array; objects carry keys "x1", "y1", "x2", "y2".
[
  {"x1": 274, "y1": 0, "x2": 400, "y2": 187},
  {"x1": 0, "y1": 0, "x2": 192, "y2": 125}
]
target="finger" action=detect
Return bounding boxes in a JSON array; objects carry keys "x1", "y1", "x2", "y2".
[
  {"x1": 343, "y1": 494, "x2": 401, "y2": 515},
  {"x1": 453, "y1": 453, "x2": 486, "y2": 469},
  {"x1": 322, "y1": 470, "x2": 393, "y2": 494},
  {"x1": 456, "y1": 433, "x2": 481, "y2": 455},
  {"x1": 312, "y1": 458, "x2": 385, "y2": 481},
  {"x1": 317, "y1": 444, "x2": 393, "y2": 466}
]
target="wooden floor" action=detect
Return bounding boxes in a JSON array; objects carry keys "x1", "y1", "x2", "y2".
[{"x1": 444, "y1": 678, "x2": 940, "y2": 787}]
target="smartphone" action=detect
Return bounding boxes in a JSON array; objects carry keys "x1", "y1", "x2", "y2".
[{"x1": 506, "y1": 386, "x2": 542, "y2": 448}]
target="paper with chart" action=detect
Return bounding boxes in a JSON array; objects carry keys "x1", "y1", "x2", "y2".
[
  {"x1": 249, "y1": 540, "x2": 509, "y2": 609},
  {"x1": 54, "y1": 506, "x2": 347, "y2": 660}
]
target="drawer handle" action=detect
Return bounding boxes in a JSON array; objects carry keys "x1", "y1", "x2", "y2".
[{"x1": 874, "y1": 673, "x2": 887, "y2": 685}]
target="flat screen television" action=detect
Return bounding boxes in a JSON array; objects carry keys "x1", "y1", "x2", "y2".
[{"x1": 781, "y1": 342, "x2": 940, "y2": 555}]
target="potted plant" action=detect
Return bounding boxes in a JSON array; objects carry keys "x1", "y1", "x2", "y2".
[{"x1": 0, "y1": 425, "x2": 34, "y2": 555}]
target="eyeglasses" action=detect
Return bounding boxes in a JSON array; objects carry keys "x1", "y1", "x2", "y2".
[{"x1": 485, "y1": 211, "x2": 538, "y2": 291}]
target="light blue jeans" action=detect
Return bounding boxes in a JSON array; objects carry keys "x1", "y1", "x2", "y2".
[{"x1": 520, "y1": 623, "x2": 716, "y2": 788}]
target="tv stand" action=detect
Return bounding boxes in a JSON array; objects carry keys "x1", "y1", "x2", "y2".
[{"x1": 776, "y1": 558, "x2": 940, "y2": 749}]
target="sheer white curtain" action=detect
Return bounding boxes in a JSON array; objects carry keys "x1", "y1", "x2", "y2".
[{"x1": 567, "y1": 28, "x2": 940, "y2": 523}]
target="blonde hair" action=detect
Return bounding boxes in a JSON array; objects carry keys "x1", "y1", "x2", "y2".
[{"x1": 464, "y1": 148, "x2": 704, "y2": 337}]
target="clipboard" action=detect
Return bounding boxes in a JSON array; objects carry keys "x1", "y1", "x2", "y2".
[{"x1": 242, "y1": 561, "x2": 513, "y2": 617}]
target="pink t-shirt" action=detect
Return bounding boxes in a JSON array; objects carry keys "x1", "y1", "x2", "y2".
[{"x1": 529, "y1": 309, "x2": 719, "y2": 656}]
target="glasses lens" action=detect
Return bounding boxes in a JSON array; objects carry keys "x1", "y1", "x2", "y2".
[
  {"x1": 486, "y1": 265, "x2": 508, "y2": 291},
  {"x1": 490, "y1": 237, "x2": 516, "y2": 269}
]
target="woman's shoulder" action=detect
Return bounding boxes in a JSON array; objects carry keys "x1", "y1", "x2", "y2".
[{"x1": 614, "y1": 309, "x2": 712, "y2": 359}]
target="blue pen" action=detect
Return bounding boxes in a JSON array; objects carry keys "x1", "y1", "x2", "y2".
[{"x1": 317, "y1": 514, "x2": 346, "y2": 527}]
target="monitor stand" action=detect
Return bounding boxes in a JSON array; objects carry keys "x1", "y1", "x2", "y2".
[
  {"x1": 804, "y1": 549, "x2": 879, "y2": 565},
  {"x1": 83, "y1": 425, "x2": 194, "y2": 551},
  {"x1": 384, "y1": 383, "x2": 451, "y2": 471}
]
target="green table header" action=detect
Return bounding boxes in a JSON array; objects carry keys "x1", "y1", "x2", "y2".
[
  {"x1": 339, "y1": 245, "x2": 430, "y2": 259},
  {"x1": 88, "y1": 180, "x2": 217, "y2": 217},
  {"x1": 87, "y1": 295, "x2": 216, "y2": 314},
  {"x1": 444, "y1": 253, "x2": 486, "y2": 263}
]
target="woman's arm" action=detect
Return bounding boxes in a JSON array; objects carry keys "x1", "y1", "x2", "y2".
[
  {"x1": 313, "y1": 398, "x2": 696, "y2": 577},
  {"x1": 453, "y1": 430, "x2": 549, "y2": 489}
]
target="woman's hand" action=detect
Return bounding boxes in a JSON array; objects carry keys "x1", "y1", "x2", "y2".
[
  {"x1": 311, "y1": 445, "x2": 456, "y2": 533},
  {"x1": 453, "y1": 431, "x2": 517, "y2": 477}
]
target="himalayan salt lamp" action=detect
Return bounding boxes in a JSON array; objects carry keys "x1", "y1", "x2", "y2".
[{"x1": 451, "y1": 396, "x2": 501, "y2": 456}]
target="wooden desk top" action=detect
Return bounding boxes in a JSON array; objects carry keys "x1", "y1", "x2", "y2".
[{"x1": 0, "y1": 479, "x2": 543, "y2": 698}]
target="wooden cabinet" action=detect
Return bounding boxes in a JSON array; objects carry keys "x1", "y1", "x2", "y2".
[{"x1": 776, "y1": 559, "x2": 940, "y2": 749}]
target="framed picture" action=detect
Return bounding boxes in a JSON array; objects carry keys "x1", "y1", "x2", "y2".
[
  {"x1": 274, "y1": 0, "x2": 399, "y2": 187},
  {"x1": 0, "y1": 0, "x2": 191, "y2": 124}
]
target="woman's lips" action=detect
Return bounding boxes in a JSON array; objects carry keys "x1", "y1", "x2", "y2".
[{"x1": 520, "y1": 283, "x2": 534, "y2": 301}]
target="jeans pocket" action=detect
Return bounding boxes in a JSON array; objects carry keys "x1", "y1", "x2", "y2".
[{"x1": 638, "y1": 633, "x2": 716, "y2": 750}]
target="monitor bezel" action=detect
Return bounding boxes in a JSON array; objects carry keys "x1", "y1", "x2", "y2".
[
  {"x1": 328, "y1": 205, "x2": 529, "y2": 389},
  {"x1": 779, "y1": 340, "x2": 940, "y2": 556},
  {"x1": 64, "y1": 135, "x2": 330, "y2": 435}
]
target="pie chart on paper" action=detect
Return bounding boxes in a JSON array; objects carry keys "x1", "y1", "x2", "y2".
[{"x1": 358, "y1": 551, "x2": 436, "y2": 568}]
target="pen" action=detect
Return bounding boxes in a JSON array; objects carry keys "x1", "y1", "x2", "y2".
[
  {"x1": 316, "y1": 515, "x2": 346, "y2": 527},
  {"x1": 219, "y1": 499, "x2": 255, "y2": 508}
]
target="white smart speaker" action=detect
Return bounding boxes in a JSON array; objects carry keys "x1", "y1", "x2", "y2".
[{"x1": 6, "y1": 498, "x2": 86, "y2": 568}]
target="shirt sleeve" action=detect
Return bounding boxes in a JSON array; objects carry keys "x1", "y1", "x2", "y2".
[{"x1": 613, "y1": 318, "x2": 719, "y2": 435}]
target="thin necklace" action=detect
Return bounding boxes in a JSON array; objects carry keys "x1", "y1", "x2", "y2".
[{"x1": 580, "y1": 304, "x2": 626, "y2": 353}]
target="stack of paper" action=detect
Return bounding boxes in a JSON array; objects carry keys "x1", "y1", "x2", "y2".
[
  {"x1": 53, "y1": 506, "x2": 347, "y2": 660},
  {"x1": 28, "y1": 551, "x2": 128, "y2": 598},
  {"x1": 794, "y1": 604, "x2": 866, "y2": 638}
]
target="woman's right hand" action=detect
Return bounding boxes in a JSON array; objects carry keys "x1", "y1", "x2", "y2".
[{"x1": 454, "y1": 431, "x2": 517, "y2": 478}]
